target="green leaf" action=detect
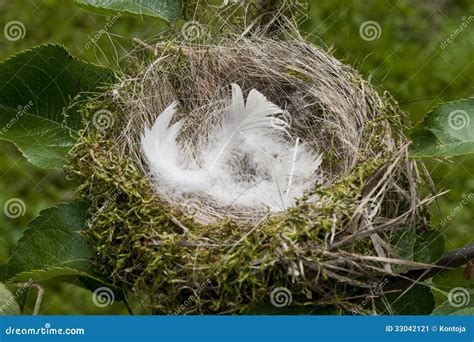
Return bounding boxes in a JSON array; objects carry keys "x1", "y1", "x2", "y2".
[
  {"x1": 433, "y1": 266, "x2": 474, "y2": 289},
  {"x1": 0, "y1": 107, "x2": 76, "y2": 169},
  {"x1": 412, "y1": 230, "x2": 445, "y2": 264},
  {"x1": 0, "y1": 283, "x2": 21, "y2": 315},
  {"x1": 74, "y1": 0, "x2": 182, "y2": 22},
  {"x1": 409, "y1": 98, "x2": 474, "y2": 158},
  {"x1": 432, "y1": 289, "x2": 473, "y2": 315},
  {"x1": 0, "y1": 202, "x2": 92, "y2": 282},
  {"x1": 392, "y1": 229, "x2": 445, "y2": 273},
  {"x1": 0, "y1": 202, "x2": 124, "y2": 300},
  {"x1": 13, "y1": 285, "x2": 29, "y2": 313},
  {"x1": 0, "y1": 44, "x2": 114, "y2": 168},
  {"x1": 376, "y1": 284, "x2": 435, "y2": 315}
]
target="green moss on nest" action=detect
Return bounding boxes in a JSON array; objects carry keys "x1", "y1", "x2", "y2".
[
  {"x1": 67, "y1": 115, "x2": 418, "y2": 314},
  {"x1": 66, "y1": 35, "x2": 431, "y2": 314}
]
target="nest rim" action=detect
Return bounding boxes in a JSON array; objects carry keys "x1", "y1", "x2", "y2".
[{"x1": 67, "y1": 31, "x2": 433, "y2": 314}]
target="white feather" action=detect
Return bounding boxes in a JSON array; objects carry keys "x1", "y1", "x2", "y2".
[{"x1": 141, "y1": 83, "x2": 322, "y2": 214}]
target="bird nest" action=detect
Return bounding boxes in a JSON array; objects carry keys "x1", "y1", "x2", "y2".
[{"x1": 68, "y1": 31, "x2": 432, "y2": 314}]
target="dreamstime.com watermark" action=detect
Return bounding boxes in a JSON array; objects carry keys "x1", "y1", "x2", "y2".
[
  {"x1": 270, "y1": 287, "x2": 292, "y2": 307},
  {"x1": 3, "y1": 197, "x2": 26, "y2": 219},
  {"x1": 92, "y1": 109, "x2": 116, "y2": 131},
  {"x1": 440, "y1": 16, "x2": 474, "y2": 49},
  {"x1": 92, "y1": 287, "x2": 115, "y2": 308},
  {"x1": 270, "y1": 110, "x2": 293, "y2": 131},
  {"x1": 87, "y1": 190, "x2": 122, "y2": 226},
  {"x1": 222, "y1": 0, "x2": 246, "y2": 5},
  {"x1": 182, "y1": 198, "x2": 202, "y2": 217},
  {"x1": 351, "y1": 277, "x2": 390, "y2": 314},
  {"x1": 359, "y1": 21, "x2": 382, "y2": 41},
  {"x1": 85, "y1": 14, "x2": 122, "y2": 50},
  {"x1": 448, "y1": 287, "x2": 470, "y2": 308},
  {"x1": 0, "y1": 279, "x2": 33, "y2": 314},
  {"x1": 438, "y1": 193, "x2": 473, "y2": 228},
  {"x1": 447, "y1": 109, "x2": 470, "y2": 131},
  {"x1": 1, "y1": 101, "x2": 35, "y2": 134},
  {"x1": 173, "y1": 280, "x2": 211, "y2": 314},
  {"x1": 5, "y1": 323, "x2": 85, "y2": 336},
  {"x1": 181, "y1": 21, "x2": 210, "y2": 42},
  {"x1": 3, "y1": 20, "x2": 26, "y2": 41}
]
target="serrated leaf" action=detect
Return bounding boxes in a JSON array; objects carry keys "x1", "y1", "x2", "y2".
[
  {"x1": 13, "y1": 285, "x2": 29, "y2": 313},
  {"x1": 0, "y1": 44, "x2": 114, "y2": 168},
  {"x1": 432, "y1": 289, "x2": 473, "y2": 315},
  {"x1": 74, "y1": 0, "x2": 182, "y2": 22},
  {"x1": 0, "y1": 283, "x2": 21, "y2": 315},
  {"x1": 376, "y1": 284, "x2": 435, "y2": 315},
  {"x1": 0, "y1": 202, "x2": 124, "y2": 300},
  {"x1": 412, "y1": 230, "x2": 445, "y2": 264},
  {"x1": 433, "y1": 266, "x2": 474, "y2": 289},
  {"x1": 1, "y1": 203, "x2": 92, "y2": 282},
  {"x1": 0, "y1": 44, "x2": 114, "y2": 129},
  {"x1": 392, "y1": 229, "x2": 445, "y2": 273},
  {"x1": 410, "y1": 98, "x2": 474, "y2": 158},
  {"x1": 0, "y1": 108, "x2": 76, "y2": 169},
  {"x1": 77, "y1": 276, "x2": 125, "y2": 301}
]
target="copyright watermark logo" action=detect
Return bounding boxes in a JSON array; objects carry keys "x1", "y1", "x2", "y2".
[
  {"x1": 92, "y1": 287, "x2": 115, "y2": 307},
  {"x1": 367, "y1": 198, "x2": 381, "y2": 217},
  {"x1": 92, "y1": 109, "x2": 115, "y2": 131},
  {"x1": 4, "y1": 21, "x2": 26, "y2": 41},
  {"x1": 182, "y1": 198, "x2": 201, "y2": 217},
  {"x1": 270, "y1": 111, "x2": 292, "y2": 131},
  {"x1": 448, "y1": 287, "x2": 470, "y2": 308},
  {"x1": 182, "y1": 21, "x2": 208, "y2": 42},
  {"x1": 270, "y1": 287, "x2": 292, "y2": 307},
  {"x1": 448, "y1": 109, "x2": 470, "y2": 131},
  {"x1": 3, "y1": 198, "x2": 26, "y2": 219},
  {"x1": 359, "y1": 21, "x2": 382, "y2": 41}
]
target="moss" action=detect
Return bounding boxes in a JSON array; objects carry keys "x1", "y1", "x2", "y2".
[
  {"x1": 285, "y1": 67, "x2": 313, "y2": 83},
  {"x1": 183, "y1": 0, "x2": 309, "y2": 28},
  {"x1": 65, "y1": 37, "x2": 430, "y2": 314},
  {"x1": 66, "y1": 114, "x2": 411, "y2": 313}
]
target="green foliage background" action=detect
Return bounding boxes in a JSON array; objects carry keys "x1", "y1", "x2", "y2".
[{"x1": 0, "y1": 0, "x2": 472, "y2": 314}]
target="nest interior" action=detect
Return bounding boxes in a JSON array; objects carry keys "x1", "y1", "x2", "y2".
[{"x1": 68, "y1": 32, "x2": 432, "y2": 314}]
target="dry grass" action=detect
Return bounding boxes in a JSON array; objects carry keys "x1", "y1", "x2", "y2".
[
  {"x1": 115, "y1": 26, "x2": 408, "y2": 220},
  {"x1": 68, "y1": 23, "x2": 437, "y2": 314}
]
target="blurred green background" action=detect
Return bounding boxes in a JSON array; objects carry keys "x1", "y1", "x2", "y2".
[{"x1": 0, "y1": 0, "x2": 472, "y2": 314}]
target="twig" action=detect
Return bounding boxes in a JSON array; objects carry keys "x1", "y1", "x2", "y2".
[
  {"x1": 379, "y1": 243, "x2": 474, "y2": 293},
  {"x1": 30, "y1": 283, "x2": 44, "y2": 316},
  {"x1": 353, "y1": 243, "x2": 474, "y2": 309},
  {"x1": 169, "y1": 215, "x2": 190, "y2": 234},
  {"x1": 123, "y1": 294, "x2": 134, "y2": 316},
  {"x1": 406, "y1": 243, "x2": 474, "y2": 281},
  {"x1": 146, "y1": 239, "x2": 232, "y2": 248}
]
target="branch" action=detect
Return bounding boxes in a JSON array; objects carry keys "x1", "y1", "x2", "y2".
[
  {"x1": 406, "y1": 243, "x2": 474, "y2": 281},
  {"x1": 436, "y1": 243, "x2": 474, "y2": 267},
  {"x1": 352, "y1": 244, "x2": 474, "y2": 310}
]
